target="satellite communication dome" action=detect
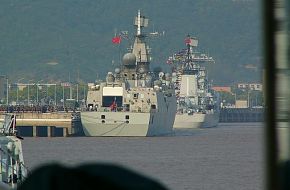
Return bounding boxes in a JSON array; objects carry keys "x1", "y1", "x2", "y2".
[
  {"x1": 154, "y1": 80, "x2": 162, "y2": 86},
  {"x1": 106, "y1": 72, "x2": 115, "y2": 83},
  {"x1": 122, "y1": 53, "x2": 136, "y2": 65},
  {"x1": 165, "y1": 73, "x2": 171, "y2": 81},
  {"x1": 138, "y1": 67, "x2": 145, "y2": 74},
  {"x1": 115, "y1": 68, "x2": 121, "y2": 74},
  {"x1": 145, "y1": 75, "x2": 152, "y2": 82}
]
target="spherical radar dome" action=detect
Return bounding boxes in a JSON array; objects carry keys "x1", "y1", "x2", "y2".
[
  {"x1": 122, "y1": 53, "x2": 136, "y2": 65},
  {"x1": 115, "y1": 68, "x2": 121, "y2": 74},
  {"x1": 138, "y1": 67, "x2": 145, "y2": 74}
]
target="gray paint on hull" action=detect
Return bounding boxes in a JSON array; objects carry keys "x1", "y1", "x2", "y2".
[
  {"x1": 81, "y1": 109, "x2": 175, "y2": 136},
  {"x1": 173, "y1": 112, "x2": 219, "y2": 129}
]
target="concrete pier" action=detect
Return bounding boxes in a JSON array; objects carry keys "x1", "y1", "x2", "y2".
[
  {"x1": 0, "y1": 112, "x2": 82, "y2": 137},
  {"x1": 63, "y1": 128, "x2": 67, "y2": 137},
  {"x1": 219, "y1": 108, "x2": 264, "y2": 122},
  {"x1": 47, "y1": 126, "x2": 51, "y2": 137},
  {"x1": 33, "y1": 126, "x2": 37, "y2": 137}
]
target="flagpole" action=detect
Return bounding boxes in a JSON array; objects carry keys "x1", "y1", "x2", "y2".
[
  {"x1": 62, "y1": 85, "x2": 65, "y2": 109},
  {"x1": 119, "y1": 42, "x2": 121, "y2": 66},
  {"x1": 112, "y1": 30, "x2": 122, "y2": 66}
]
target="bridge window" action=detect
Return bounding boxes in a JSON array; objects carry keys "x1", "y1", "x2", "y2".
[{"x1": 102, "y1": 96, "x2": 123, "y2": 107}]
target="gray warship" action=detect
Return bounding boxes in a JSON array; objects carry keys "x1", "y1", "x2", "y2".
[
  {"x1": 81, "y1": 10, "x2": 177, "y2": 136},
  {"x1": 168, "y1": 35, "x2": 219, "y2": 128},
  {"x1": 0, "y1": 114, "x2": 27, "y2": 189}
]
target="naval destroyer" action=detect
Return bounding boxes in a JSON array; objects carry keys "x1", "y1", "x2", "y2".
[
  {"x1": 167, "y1": 35, "x2": 219, "y2": 128},
  {"x1": 81, "y1": 10, "x2": 176, "y2": 136}
]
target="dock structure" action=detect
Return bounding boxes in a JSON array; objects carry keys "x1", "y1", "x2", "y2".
[
  {"x1": 0, "y1": 112, "x2": 82, "y2": 137},
  {"x1": 219, "y1": 108, "x2": 264, "y2": 122}
]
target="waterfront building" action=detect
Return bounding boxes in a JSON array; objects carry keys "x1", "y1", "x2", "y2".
[{"x1": 237, "y1": 83, "x2": 263, "y2": 91}]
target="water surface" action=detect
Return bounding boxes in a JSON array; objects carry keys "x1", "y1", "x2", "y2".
[{"x1": 22, "y1": 123, "x2": 264, "y2": 190}]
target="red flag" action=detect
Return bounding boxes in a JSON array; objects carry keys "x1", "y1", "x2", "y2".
[
  {"x1": 112, "y1": 36, "x2": 121, "y2": 44},
  {"x1": 110, "y1": 100, "x2": 117, "y2": 111},
  {"x1": 184, "y1": 38, "x2": 191, "y2": 45}
]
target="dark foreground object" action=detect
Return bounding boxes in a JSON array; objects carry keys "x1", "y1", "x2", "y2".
[{"x1": 18, "y1": 163, "x2": 167, "y2": 190}]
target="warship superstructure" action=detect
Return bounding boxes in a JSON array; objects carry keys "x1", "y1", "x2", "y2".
[
  {"x1": 81, "y1": 10, "x2": 176, "y2": 136},
  {"x1": 0, "y1": 114, "x2": 27, "y2": 189},
  {"x1": 168, "y1": 35, "x2": 219, "y2": 128}
]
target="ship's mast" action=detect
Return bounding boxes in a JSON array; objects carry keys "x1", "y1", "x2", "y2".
[
  {"x1": 121, "y1": 10, "x2": 151, "y2": 87},
  {"x1": 132, "y1": 10, "x2": 150, "y2": 77},
  {"x1": 185, "y1": 35, "x2": 193, "y2": 74},
  {"x1": 137, "y1": 10, "x2": 142, "y2": 36},
  {"x1": 133, "y1": 10, "x2": 149, "y2": 62}
]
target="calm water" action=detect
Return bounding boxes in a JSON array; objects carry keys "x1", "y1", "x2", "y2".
[{"x1": 22, "y1": 123, "x2": 264, "y2": 190}]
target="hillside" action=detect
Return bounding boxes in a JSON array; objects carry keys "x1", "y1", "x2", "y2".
[{"x1": 0, "y1": 0, "x2": 262, "y2": 85}]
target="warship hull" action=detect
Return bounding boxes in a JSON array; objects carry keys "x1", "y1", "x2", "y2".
[
  {"x1": 173, "y1": 112, "x2": 219, "y2": 129},
  {"x1": 81, "y1": 110, "x2": 175, "y2": 136}
]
